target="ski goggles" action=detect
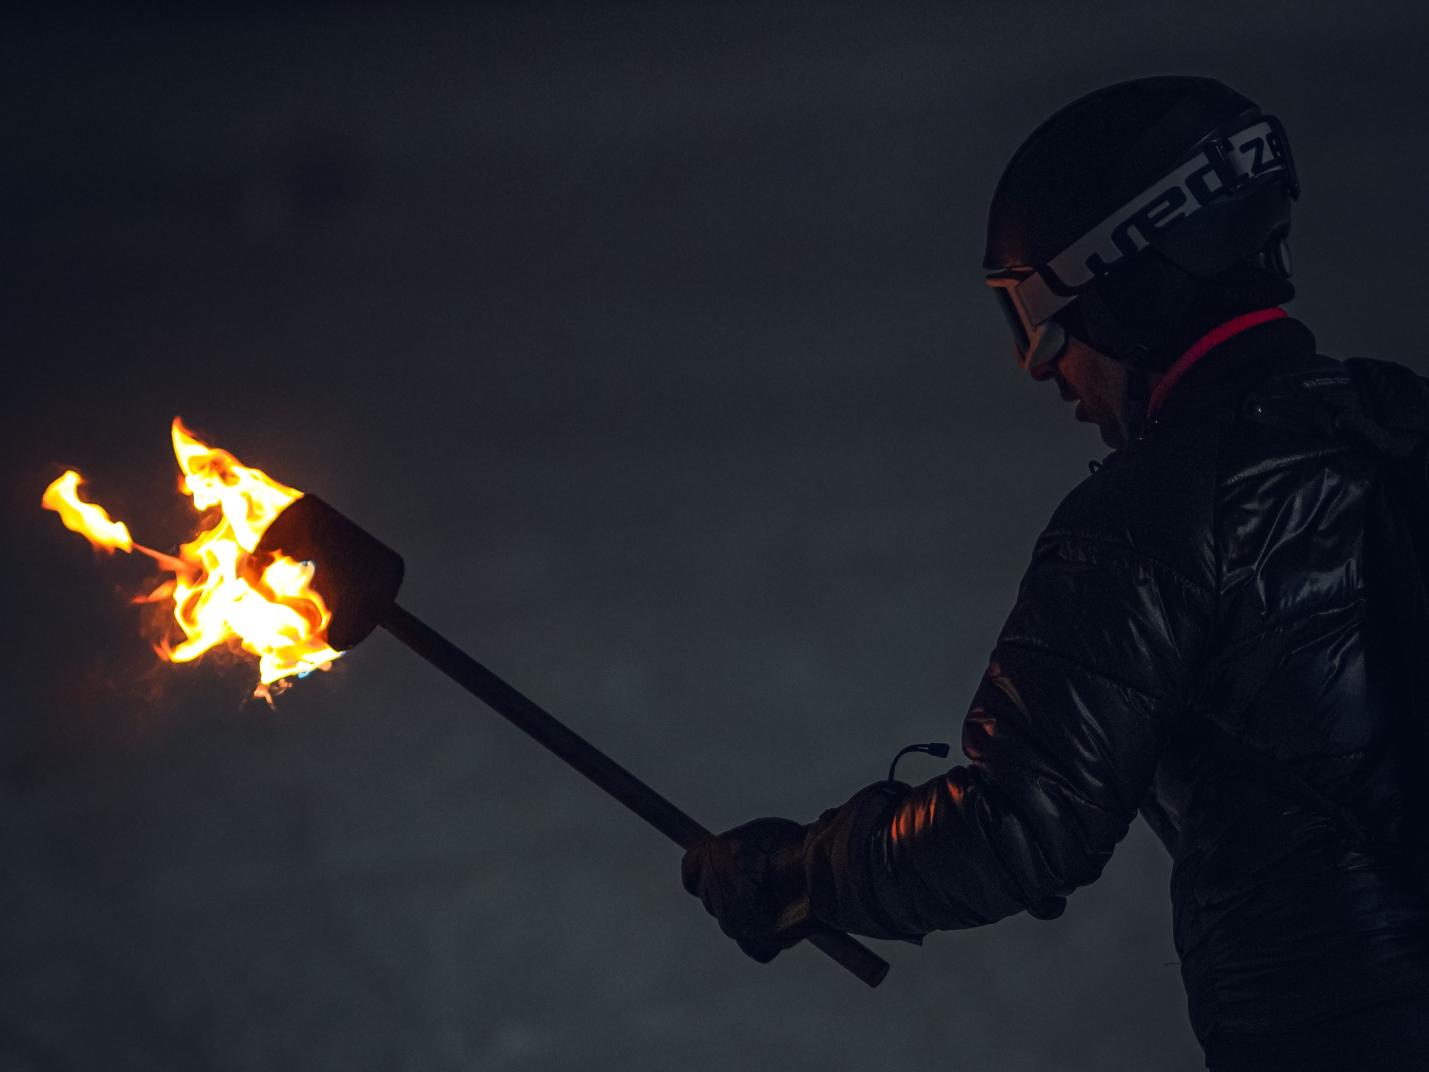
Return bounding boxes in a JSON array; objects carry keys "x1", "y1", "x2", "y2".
[
  {"x1": 986, "y1": 113, "x2": 1297, "y2": 375},
  {"x1": 987, "y1": 269, "x2": 1068, "y2": 373}
]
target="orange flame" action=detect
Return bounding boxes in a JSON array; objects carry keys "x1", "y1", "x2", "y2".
[
  {"x1": 42, "y1": 419, "x2": 343, "y2": 695},
  {"x1": 41, "y1": 471, "x2": 134, "y2": 552}
]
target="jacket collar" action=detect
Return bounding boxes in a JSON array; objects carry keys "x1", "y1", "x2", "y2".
[
  {"x1": 1147, "y1": 308, "x2": 1289, "y2": 418},
  {"x1": 1147, "y1": 316, "x2": 1319, "y2": 429}
]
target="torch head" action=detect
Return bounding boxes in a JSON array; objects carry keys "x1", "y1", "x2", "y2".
[{"x1": 256, "y1": 494, "x2": 404, "y2": 651}]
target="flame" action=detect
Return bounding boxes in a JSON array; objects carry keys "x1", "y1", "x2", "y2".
[
  {"x1": 42, "y1": 419, "x2": 343, "y2": 694},
  {"x1": 41, "y1": 471, "x2": 134, "y2": 552}
]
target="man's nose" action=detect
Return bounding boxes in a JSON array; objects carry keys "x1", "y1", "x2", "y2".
[{"x1": 1029, "y1": 356, "x2": 1060, "y2": 383}]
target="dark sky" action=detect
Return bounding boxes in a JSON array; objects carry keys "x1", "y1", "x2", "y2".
[{"x1": 5, "y1": 4, "x2": 1429, "y2": 1069}]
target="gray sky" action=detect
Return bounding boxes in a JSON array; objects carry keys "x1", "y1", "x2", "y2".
[{"x1": 5, "y1": 4, "x2": 1429, "y2": 1069}]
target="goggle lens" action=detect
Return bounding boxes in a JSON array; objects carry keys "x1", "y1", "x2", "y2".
[{"x1": 991, "y1": 282, "x2": 1066, "y2": 374}]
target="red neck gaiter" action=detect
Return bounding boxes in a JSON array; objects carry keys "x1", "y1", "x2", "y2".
[{"x1": 1146, "y1": 307, "x2": 1288, "y2": 420}]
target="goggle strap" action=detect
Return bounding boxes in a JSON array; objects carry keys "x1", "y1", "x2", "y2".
[{"x1": 996, "y1": 114, "x2": 1296, "y2": 328}]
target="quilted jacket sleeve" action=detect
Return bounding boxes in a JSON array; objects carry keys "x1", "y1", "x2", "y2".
[{"x1": 803, "y1": 499, "x2": 1216, "y2": 939}]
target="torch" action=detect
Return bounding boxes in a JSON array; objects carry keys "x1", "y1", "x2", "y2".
[{"x1": 44, "y1": 421, "x2": 890, "y2": 988}]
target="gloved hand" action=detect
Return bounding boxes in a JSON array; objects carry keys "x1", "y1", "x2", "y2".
[{"x1": 681, "y1": 817, "x2": 815, "y2": 963}]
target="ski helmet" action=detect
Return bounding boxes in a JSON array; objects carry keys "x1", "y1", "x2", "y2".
[{"x1": 984, "y1": 76, "x2": 1298, "y2": 374}]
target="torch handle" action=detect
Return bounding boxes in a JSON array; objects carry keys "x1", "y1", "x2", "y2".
[{"x1": 378, "y1": 601, "x2": 889, "y2": 989}]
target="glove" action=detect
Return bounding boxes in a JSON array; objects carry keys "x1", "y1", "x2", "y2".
[
  {"x1": 681, "y1": 817, "x2": 815, "y2": 963},
  {"x1": 802, "y1": 780, "x2": 930, "y2": 942}
]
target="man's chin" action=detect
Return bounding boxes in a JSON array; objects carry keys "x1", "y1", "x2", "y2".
[{"x1": 1073, "y1": 402, "x2": 1128, "y2": 450}]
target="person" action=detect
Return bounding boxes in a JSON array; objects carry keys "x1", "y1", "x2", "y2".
[{"x1": 680, "y1": 76, "x2": 1429, "y2": 1070}]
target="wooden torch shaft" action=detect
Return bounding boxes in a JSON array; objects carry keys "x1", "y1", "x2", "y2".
[{"x1": 378, "y1": 600, "x2": 889, "y2": 988}]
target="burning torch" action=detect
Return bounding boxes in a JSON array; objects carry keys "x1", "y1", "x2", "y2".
[{"x1": 43, "y1": 419, "x2": 890, "y2": 987}]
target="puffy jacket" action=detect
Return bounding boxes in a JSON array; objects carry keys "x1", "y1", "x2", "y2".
[{"x1": 805, "y1": 317, "x2": 1429, "y2": 1047}]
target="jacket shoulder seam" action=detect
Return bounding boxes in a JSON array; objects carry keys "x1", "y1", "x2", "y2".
[
  {"x1": 1035, "y1": 530, "x2": 1213, "y2": 599},
  {"x1": 1222, "y1": 444, "x2": 1352, "y2": 486}
]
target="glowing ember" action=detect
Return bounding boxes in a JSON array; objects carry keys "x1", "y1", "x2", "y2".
[{"x1": 41, "y1": 419, "x2": 343, "y2": 696}]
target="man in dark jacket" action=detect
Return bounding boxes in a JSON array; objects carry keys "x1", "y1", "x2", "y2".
[{"x1": 681, "y1": 77, "x2": 1429, "y2": 1070}]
